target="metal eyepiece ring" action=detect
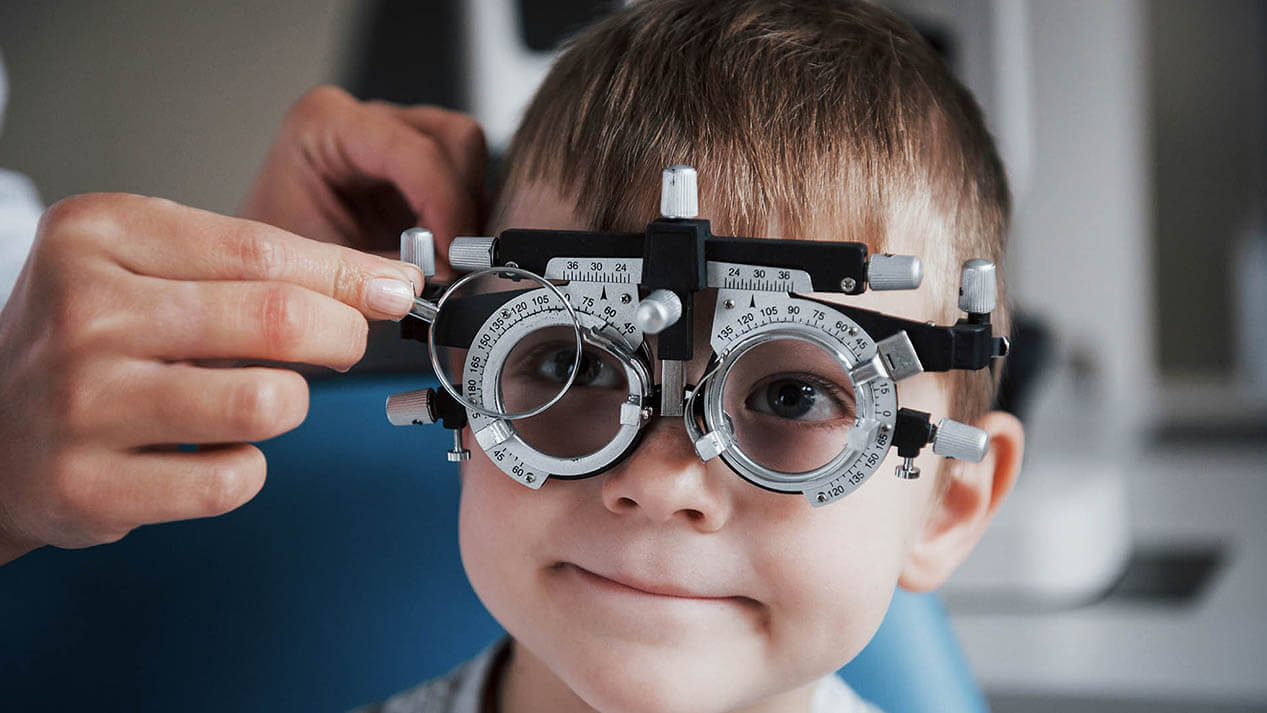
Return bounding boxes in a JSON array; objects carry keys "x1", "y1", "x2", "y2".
[
  {"x1": 702, "y1": 327, "x2": 864, "y2": 487},
  {"x1": 426, "y1": 265, "x2": 585, "y2": 421}
]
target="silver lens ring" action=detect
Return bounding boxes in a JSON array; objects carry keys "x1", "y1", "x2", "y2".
[
  {"x1": 426, "y1": 266, "x2": 584, "y2": 421},
  {"x1": 465, "y1": 313, "x2": 652, "y2": 487},
  {"x1": 703, "y1": 326, "x2": 866, "y2": 487},
  {"x1": 496, "y1": 321, "x2": 652, "y2": 478},
  {"x1": 701, "y1": 318, "x2": 896, "y2": 498}
]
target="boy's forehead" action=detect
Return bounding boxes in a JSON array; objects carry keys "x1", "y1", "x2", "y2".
[
  {"x1": 489, "y1": 179, "x2": 942, "y2": 322},
  {"x1": 490, "y1": 180, "x2": 587, "y2": 235}
]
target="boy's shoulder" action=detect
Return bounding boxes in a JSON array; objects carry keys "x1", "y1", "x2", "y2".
[
  {"x1": 349, "y1": 637, "x2": 510, "y2": 713},
  {"x1": 350, "y1": 635, "x2": 886, "y2": 713}
]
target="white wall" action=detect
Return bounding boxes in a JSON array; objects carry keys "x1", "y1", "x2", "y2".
[
  {"x1": 0, "y1": 0, "x2": 362, "y2": 214},
  {"x1": 1011, "y1": 0, "x2": 1153, "y2": 453}
]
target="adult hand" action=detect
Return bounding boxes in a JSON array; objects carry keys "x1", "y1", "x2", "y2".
[
  {"x1": 240, "y1": 85, "x2": 487, "y2": 275},
  {"x1": 0, "y1": 193, "x2": 425, "y2": 565}
]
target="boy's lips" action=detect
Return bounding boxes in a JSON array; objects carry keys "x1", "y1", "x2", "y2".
[{"x1": 557, "y1": 561, "x2": 757, "y2": 605}]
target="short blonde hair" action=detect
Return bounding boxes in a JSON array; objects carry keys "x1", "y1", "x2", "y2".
[{"x1": 496, "y1": 0, "x2": 1011, "y2": 442}]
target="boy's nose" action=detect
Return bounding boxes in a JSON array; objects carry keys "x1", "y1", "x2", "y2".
[{"x1": 599, "y1": 419, "x2": 734, "y2": 532}]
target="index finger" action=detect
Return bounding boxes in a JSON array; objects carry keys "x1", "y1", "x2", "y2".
[
  {"x1": 366, "y1": 102, "x2": 488, "y2": 203},
  {"x1": 105, "y1": 194, "x2": 426, "y2": 319}
]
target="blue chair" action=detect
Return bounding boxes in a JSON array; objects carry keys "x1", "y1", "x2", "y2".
[{"x1": 0, "y1": 374, "x2": 986, "y2": 713}]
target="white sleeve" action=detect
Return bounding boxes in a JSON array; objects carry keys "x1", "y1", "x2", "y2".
[
  {"x1": 0, "y1": 51, "x2": 45, "y2": 308},
  {"x1": 813, "y1": 674, "x2": 887, "y2": 713},
  {"x1": 0, "y1": 167, "x2": 42, "y2": 307}
]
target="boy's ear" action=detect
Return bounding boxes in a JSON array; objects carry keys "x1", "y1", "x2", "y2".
[{"x1": 897, "y1": 410, "x2": 1025, "y2": 593}]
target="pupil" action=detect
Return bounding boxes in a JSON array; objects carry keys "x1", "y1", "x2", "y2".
[
  {"x1": 550, "y1": 350, "x2": 600, "y2": 384},
  {"x1": 768, "y1": 380, "x2": 814, "y2": 418}
]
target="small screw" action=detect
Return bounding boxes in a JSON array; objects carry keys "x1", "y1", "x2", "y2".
[
  {"x1": 501, "y1": 310, "x2": 511, "y2": 318},
  {"x1": 723, "y1": 299, "x2": 735, "y2": 309},
  {"x1": 840, "y1": 277, "x2": 857, "y2": 291},
  {"x1": 847, "y1": 326, "x2": 859, "y2": 337},
  {"x1": 879, "y1": 424, "x2": 890, "y2": 433},
  {"x1": 525, "y1": 474, "x2": 535, "y2": 483},
  {"x1": 621, "y1": 294, "x2": 632, "y2": 304},
  {"x1": 817, "y1": 492, "x2": 828, "y2": 503}
]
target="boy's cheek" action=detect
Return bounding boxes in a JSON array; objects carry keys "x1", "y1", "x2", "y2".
[
  {"x1": 457, "y1": 446, "x2": 593, "y2": 580},
  {"x1": 458, "y1": 455, "x2": 528, "y2": 565},
  {"x1": 457, "y1": 453, "x2": 552, "y2": 635},
  {"x1": 736, "y1": 470, "x2": 930, "y2": 662}
]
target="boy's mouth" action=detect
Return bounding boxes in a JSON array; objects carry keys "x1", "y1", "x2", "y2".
[{"x1": 555, "y1": 562, "x2": 759, "y2": 607}]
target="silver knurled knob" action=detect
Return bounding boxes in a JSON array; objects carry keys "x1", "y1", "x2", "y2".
[
  {"x1": 634, "y1": 289, "x2": 683, "y2": 334},
  {"x1": 449, "y1": 236, "x2": 497, "y2": 272},
  {"x1": 386, "y1": 388, "x2": 437, "y2": 426},
  {"x1": 932, "y1": 418, "x2": 989, "y2": 463},
  {"x1": 958, "y1": 259, "x2": 997, "y2": 314},
  {"x1": 660, "y1": 165, "x2": 698, "y2": 219},
  {"x1": 400, "y1": 228, "x2": 436, "y2": 277},
  {"x1": 867, "y1": 254, "x2": 923, "y2": 291}
]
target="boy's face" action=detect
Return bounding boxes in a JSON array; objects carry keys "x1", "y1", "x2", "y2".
[{"x1": 457, "y1": 182, "x2": 955, "y2": 713}]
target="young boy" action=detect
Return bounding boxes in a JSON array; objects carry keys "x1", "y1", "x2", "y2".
[{"x1": 360, "y1": 1, "x2": 1024, "y2": 712}]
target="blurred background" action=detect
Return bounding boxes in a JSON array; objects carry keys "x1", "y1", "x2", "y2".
[{"x1": 0, "y1": 1, "x2": 1264, "y2": 711}]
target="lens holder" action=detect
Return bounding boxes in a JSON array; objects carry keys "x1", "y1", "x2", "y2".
[{"x1": 693, "y1": 291, "x2": 899, "y2": 503}]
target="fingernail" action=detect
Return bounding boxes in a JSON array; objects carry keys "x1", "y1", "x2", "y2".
[
  {"x1": 401, "y1": 263, "x2": 426, "y2": 295},
  {"x1": 366, "y1": 277, "x2": 415, "y2": 316}
]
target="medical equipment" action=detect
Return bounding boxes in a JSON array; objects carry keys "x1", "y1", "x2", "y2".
[{"x1": 386, "y1": 166, "x2": 1009, "y2": 506}]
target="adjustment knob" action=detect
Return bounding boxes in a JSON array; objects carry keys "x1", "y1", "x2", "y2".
[
  {"x1": 449, "y1": 236, "x2": 496, "y2": 272},
  {"x1": 660, "y1": 165, "x2": 698, "y2": 219},
  {"x1": 386, "y1": 388, "x2": 437, "y2": 426},
  {"x1": 931, "y1": 418, "x2": 989, "y2": 463},
  {"x1": 400, "y1": 228, "x2": 436, "y2": 277},
  {"x1": 634, "y1": 289, "x2": 683, "y2": 334},
  {"x1": 958, "y1": 259, "x2": 997, "y2": 314},
  {"x1": 867, "y1": 254, "x2": 923, "y2": 291}
]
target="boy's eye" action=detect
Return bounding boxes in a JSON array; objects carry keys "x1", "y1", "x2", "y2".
[
  {"x1": 534, "y1": 347, "x2": 622, "y2": 388},
  {"x1": 744, "y1": 375, "x2": 851, "y2": 422}
]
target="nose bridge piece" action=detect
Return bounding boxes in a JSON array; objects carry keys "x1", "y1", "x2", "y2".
[{"x1": 659, "y1": 359, "x2": 686, "y2": 417}]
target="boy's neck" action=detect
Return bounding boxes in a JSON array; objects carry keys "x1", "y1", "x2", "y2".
[
  {"x1": 490, "y1": 638, "x2": 596, "y2": 713},
  {"x1": 491, "y1": 638, "x2": 821, "y2": 713}
]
